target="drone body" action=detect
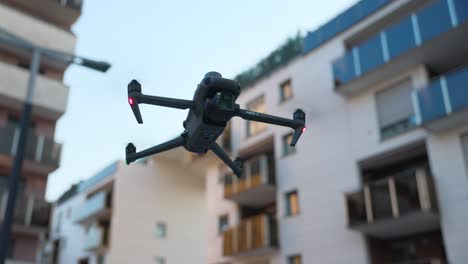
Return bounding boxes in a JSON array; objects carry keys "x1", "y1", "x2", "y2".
[{"x1": 126, "y1": 72, "x2": 306, "y2": 176}]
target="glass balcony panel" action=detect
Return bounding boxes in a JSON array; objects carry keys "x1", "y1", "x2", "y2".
[
  {"x1": 360, "y1": 0, "x2": 389, "y2": 14},
  {"x1": 74, "y1": 191, "x2": 107, "y2": 223},
  {"x1": 25, "y1": 131, "x2": 37, "y2": 160},
  {"x1": 359, "y1": 35, "x2": 385, "y2": 74},
  {"x1": 454, "y1": 0, "x2": 468, "y2": 23},
  {"x1": 42, "y1": 138, "x2": 61, "y2": 167},
  {"x1": 30, "y1": 199, "x2": 50, "y2": 228},
  {"x1": 13, "y1": 196, "x2": 28, "y2": 225},
  {"x1": 370, "y1": 181, "x2": 393, "y2": 220},
  {"x1": 336, "y1": 4, "x2": 363, "y2": 33},
  {"x1": 84, "y1": 224, "x2": 104, "y2": 251},
  {"x1": 385, "y1": 17, "x2": 417, "y2": 59},
  {"x1": 320, "y1": 20, "x2": 338, "y2": 43},
  {"x1": 417, "y1": 80, "x2": 447, "y2": 123},
  {"x1": 417, "y1": 0, "x2": 452, "y2": 42},
  {"x1": 347, "y1": 191, "x2": 367, "y2": 225},
  {"x1": 446, "y1": 67, "x2": 468, "y2": 112},
  {"x1": 0, "y1": 125, "x2": 15, "y2": 155},
  {"x1": 394, "y1": 171, "x2": 421, "y2": 215},
  {"x1": 332, "y1": 52, "x2": 356, "y2": 86}
]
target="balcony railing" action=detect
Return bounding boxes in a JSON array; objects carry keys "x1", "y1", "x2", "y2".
[
  {"x1": 0, "y1": 124, "x2": 61, "y2": 170},
  {"x1": 413, "y1": 66, "x2": 468, "y2": 131},
  {"x1": 84, "y1": 223, "x2": 108, "y2": 252},
  {"x1": 0, "y1": 190, "x2": 50, "y2": 230},
  {"x1": 224, "y1": 154, "x2": 276, "y2": 207},
  {"x1": 346, "y1": 167, "x2": 439, "y2": 237},
  {"x1": 74, "y1": 191, "x2": 111, "y2": 225},
  {"x1": 393, "y1": 259, "x2": 443, "y2": 264},
  {"x1": 332, "y1": 0, "x2": 468, "y2": 92},
  {"x1": 223, "y1": 214, "x2": 278, "y2": 257}
]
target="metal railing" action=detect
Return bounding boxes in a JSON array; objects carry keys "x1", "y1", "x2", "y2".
[
  {"x1": 0, "y1": 190, "x2": 50, "y2": 229},
  {"x1": 0, "y1": 124, "x2": 61, "y2": 168},
  {"x1": 223, "y1": 214, "x2": 278, "y2": 256},
  {"x1": 346, "y1": 167, "x2": 436, "y2": 226},
  {"x1": 224, "y1": 154, "x2": 275, "y2": 198}
]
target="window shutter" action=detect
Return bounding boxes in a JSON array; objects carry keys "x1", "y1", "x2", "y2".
[{"x1": 376, "y1": 79, "x2": 414, "y2": 128}]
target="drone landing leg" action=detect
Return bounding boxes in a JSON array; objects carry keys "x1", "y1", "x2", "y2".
[
  {"x1": 126, "y1": 136, "x2": 186, "y2": 164},
  {"x1": 210, "y1": 143, "x2": 242, "y2": 177}
]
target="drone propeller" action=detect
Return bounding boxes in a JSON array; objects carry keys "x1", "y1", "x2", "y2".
[
  {"x1": 128, "y1": 80, "x2": 143, "y2": 124},
  {"x1": 290, "y1": 109, "x2": 306, "y2": 147}
]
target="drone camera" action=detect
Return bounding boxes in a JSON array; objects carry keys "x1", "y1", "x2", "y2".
[
  {"x1": 290, "y1": 109, "x2": 306, "y2": 147},
  {"x1": 128, "y1": 80, "x2": 144, "y2": 124}
]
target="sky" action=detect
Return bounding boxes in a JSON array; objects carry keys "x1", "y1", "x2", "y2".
[{"x1": 46, "y1": 0, "x2": 357, "y2": 200}]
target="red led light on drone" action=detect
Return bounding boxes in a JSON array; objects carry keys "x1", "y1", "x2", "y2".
[
  {"x1": 129, "y1": 97, "x2": 135, "y2": 105},
  {"x1": 302, "y1": 127, "x2": 307, "y2": 133}
]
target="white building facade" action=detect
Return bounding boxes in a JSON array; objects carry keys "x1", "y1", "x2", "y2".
[{"x1": 204, "y1": 0, "x2": 468, "y2": 264}]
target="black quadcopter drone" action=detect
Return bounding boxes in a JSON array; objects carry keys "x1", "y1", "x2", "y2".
[{"x1": 125, "y1": 72, "x2": 306, "y2": 176}]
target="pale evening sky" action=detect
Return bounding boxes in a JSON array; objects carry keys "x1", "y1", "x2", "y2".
[{"x1": 46, "y1": 0, "x2": 357, "y2": 200}]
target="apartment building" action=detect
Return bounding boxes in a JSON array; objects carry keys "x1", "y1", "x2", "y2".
[
  {"x1": 0, "y1": 0, "x2": 82, "y2": 262},
  {"x1": 201, "y1": 0, "x2": 468, "y2": 263},
  {"x1": 48, "y1": 149, "x2": 207, "y2": 264}
]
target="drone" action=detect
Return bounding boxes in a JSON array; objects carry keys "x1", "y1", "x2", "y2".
[{"x1": 125, "y1": 72, "x2": 306, "y2": 176}]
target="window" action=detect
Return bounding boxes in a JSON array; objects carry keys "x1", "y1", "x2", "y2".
[
  {"x1": 280, "y1": 79, "x2": 293, "y2": 102},
  {"x1": 155, "y1": 257, "x2": 166, "y2": 264},
  {"x1": 155, "y1": 222, "x2": 167, "y2": 238},
  {"x1": 97, "y1": 255, "x2": 105, "y2": 264},
  {"x1": 282, "y1": 133, "x2": 296, "y2": 156},
  {"x1": 218, "y1": 215, "x2": 229, "y2": 234},
  {"x1": 246, "y1": 96, "x2": 266, "y2": 137},
  {"x1": 375, "y1": 79, "x2": 415, "y2": 140},
  {"x1": 285, "y1": 190, "x2": 300, "y2": 216},
  {"x1": 462, "y1": 134, "x2": 468, "y2": 176},
  {"x1": 288, "y1": 255, "x2": 302, "y2": 264}
]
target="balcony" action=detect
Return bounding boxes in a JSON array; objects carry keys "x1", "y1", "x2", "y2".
[
  {"x1": 413, "y1": 66, "x2": 468, "y2": 132},
  {"x1": 0, "y1": 190, "x2": 50, "y2": 231},
  {"x1": 0, "y1": 3, "x2": 76, "y2": 55},
  {"x1": 345, "y1": 168, "x2": 439, "y2": 238},
  {"x1": 74, "y1": 191, "x2": 112, "y2": 225},
  {"x1": 2, "y1": 0, "x2": 82, "y2": 29},
  {"x1": 84, "y1": 223, "x2": 109, "y2": 253},
  {"x1": 333, "y1": 0, "x2": 468, "y2": 96},
  {"x1": 224, "y1": 154, "x2": 275, "y2": 207},
  {"x1": 0, "y1": 124, "x2": 61, "y2": 174},
  {"x1": 223, "y1": 214, "x2": 278, "y2": 257},
  {"x1": 0, "y1": 61, "x2": 69, "y2": 119}
]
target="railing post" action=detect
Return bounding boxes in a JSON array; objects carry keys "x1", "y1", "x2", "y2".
[
  {"x1": 416, "y1": 169, "x2": 431, "y2": 210},
  {"x1": 0, "y1": 192, "x2": 7, "y2": 221},
  {"x1": 388, "y1": 177, "x2": 400, "y2": 218},
  {"x1": 364, "y1": 185, "x2": 373, "y2": 223},
  {"x1": 35, "y1": 135, "x2": 45, "y2": 162},
  {"x1": 25, "y1": 196, "x2": 35, "y2": 226}
]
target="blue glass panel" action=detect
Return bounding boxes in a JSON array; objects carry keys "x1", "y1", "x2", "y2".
[
  {"x1": 446, "y1": 67, "x2": 468, "y2": 112},
  {"x1": 332, "y1": 52, "x2": 355, "y2": 86},
  {"x1": 361, "y1": 0, "x2": 390, "y2": 15},
  {"x1": 302, "y1": 32, "x2": 320, "y2": 53},
  {"x1": 385, "y1": 17, "x2": 416, "y2": 59},
  {"x1": 417, "y1": 0, "x2": 452, "y2": 42},
  {"x1": 453, "y1": 0, "x2": 468, "y2": 24},
  {"x1": 418, "y1": 80, "x2": 447, "y2": 123},
  {"x1": 336, "y1": 4, "x2": 363, "y2": 33},
  {"x1": 320, "y1": 20, "x2": 338, "y2": 43},
  {"x1": 358, "y1": 35, "x2": 384, "y2": 74}
]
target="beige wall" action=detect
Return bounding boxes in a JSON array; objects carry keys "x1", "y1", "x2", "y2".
[{"x1": 107, "y1": 159, "x2": 207, "y2": 264}]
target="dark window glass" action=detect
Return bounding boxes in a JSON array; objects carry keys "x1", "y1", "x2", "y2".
[
  {"x1": 280, "y1": 79, "x2": 293, "y2": 102},
  {"x1": 417, "y1": 80, "x2": 447, "y2": 123},
  {"x1": 454, "y1": 0, "x2": 468, "y2": 23},
  {"x1": 370, "y1": 180, "x2": 393, "y2": 220},
  {"x1": 218, "y1": 215, "x2": 229, "y2": 234},
  {"x1": 285, "y1": 190, "x2": 300, "y2": 217},
  {"x1": 288, "y1": 254, "x2": 302, "y2": 264},
  {"x1": 332, "y1": 52, "x2": 355, "y2": 86}
]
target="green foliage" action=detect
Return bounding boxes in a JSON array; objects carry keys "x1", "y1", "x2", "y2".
[{"x1": 234, "y1": 33, "x2": 304, "y2": 89}]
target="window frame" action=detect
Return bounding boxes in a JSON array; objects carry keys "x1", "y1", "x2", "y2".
[
  {"x1": 285, "y1": 190, "x2": 300, "y2": 217},
  {"x1": 155, "y1": 221, "x2": 167, "y2": 239},
  {"x1": 280, "y1": 79, "x2": 293, "y2": 103},
  {"x1": 218, "y1": 214, "x2": 229, "y2": 235},
  {"x1": 288, "y1": 254, "x2": 302, "y2": 264},
  {"x1": 246, "y1": 95, "x2": 267, "y2": 137}
]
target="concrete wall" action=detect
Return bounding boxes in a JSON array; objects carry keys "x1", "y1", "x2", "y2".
[
  {"x1": 426, "y1": 125, "x2": 468, "y2": 264},
  {"x1": 107, "y1": 160, "x2": 207, "y2": 264}
]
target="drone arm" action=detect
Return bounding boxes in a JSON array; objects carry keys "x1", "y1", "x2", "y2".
[
  {"x1": 210, "y1": 143, "x2": 242, "y2": 176},
  {"x1": 235, "y1": 108, "x2": 306, "y2": 146},
  {"x1": 126, "y1": 136, "x2": 186, "y2": 164},
  {"x1": 137, "y1": 94, "x2": 195, "y2": 110}
]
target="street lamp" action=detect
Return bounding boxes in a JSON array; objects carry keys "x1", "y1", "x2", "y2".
[{"x1": 0, "y1": 27, "x2": 111, "y2": 263}]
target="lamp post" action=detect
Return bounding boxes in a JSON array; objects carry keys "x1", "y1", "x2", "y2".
[{"x1": 0, "y1": 28, "x2": 110, "y2": 263}]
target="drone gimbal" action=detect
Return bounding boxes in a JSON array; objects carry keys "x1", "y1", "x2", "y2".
[{"x1": 125, "y1": 72, "x2": 306, "y2": 176}]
